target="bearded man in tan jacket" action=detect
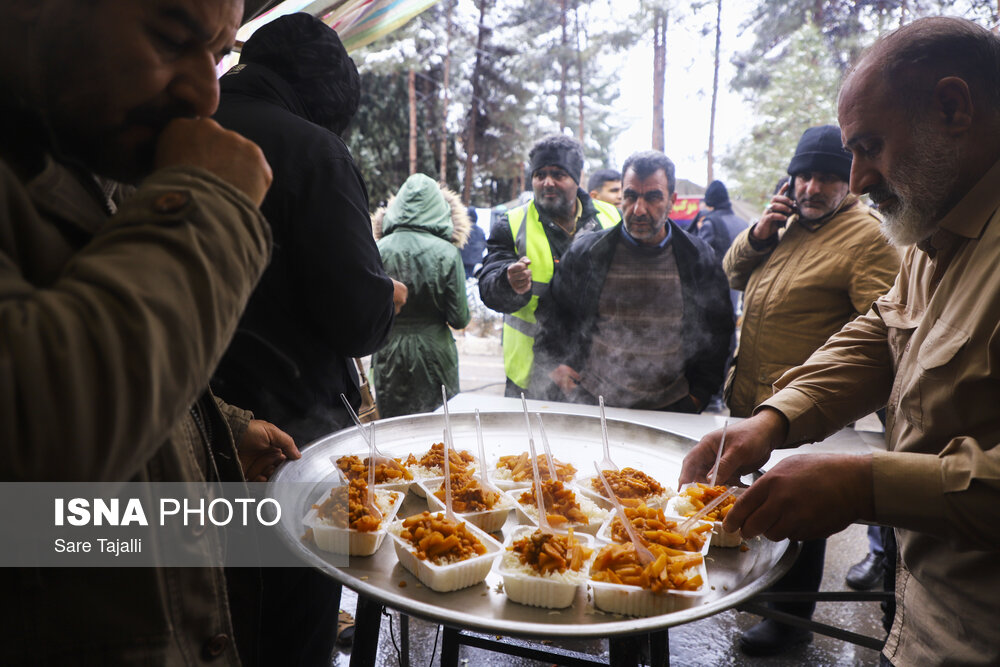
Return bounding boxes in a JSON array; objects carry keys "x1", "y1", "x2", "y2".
[{"x1": 722, "y1": 124, "x2": 900, "y2": 656}]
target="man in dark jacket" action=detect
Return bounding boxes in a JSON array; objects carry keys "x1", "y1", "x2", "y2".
[
  {"x1": 479, "y1": 135, "x2": 621, "y2": 397},
  {"x1": 210, "y1": 14, "x2": 397, "y2": 665},
  {"x1": 531, "y1": 151, "x2": 733, "y2": 411},
  {"x1": 697, "y1": 180, "x2": 748, "y2": 263},
  {"x1": 212, "y1": 14, "x2": 395, "y2": 446}
]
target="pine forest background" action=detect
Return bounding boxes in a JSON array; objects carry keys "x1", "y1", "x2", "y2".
[{"x1": 339, "y1": 0, "x2": 1000, "y2": 211}]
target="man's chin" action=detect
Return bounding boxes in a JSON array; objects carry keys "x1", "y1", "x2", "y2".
[{"x1": 880, "y1": 212, "x2": 936, "y2": 246}]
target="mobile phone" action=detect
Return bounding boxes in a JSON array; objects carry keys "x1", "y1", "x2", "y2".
[{"x1": 784, "y1": 178, "x2": 800, "y2": 217}]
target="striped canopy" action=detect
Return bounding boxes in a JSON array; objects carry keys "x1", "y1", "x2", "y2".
[{"x1": 238, "y1": 0, "x2": 440, "y2": 53}]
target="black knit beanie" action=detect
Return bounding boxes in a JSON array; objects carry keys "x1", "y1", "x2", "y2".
[
  {"x1": 787, "y1": 125, "x2": 852, "y2": 182},
  {"x1": 703, "y1": 180, "x2": 730, "y2": 208},
  {"x1": 240, "y1": 13, "x2": 360, "y2": 135},
  {"x1": 528, "y1": 135, "x2": 584, "y2": 184}
]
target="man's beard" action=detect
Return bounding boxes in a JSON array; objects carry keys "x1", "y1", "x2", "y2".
[
  {"x1": 534, "y1": 187, "x2": 575, "y2": 220},
  {"x1": 871, "y1": 123, "x2": 960, "y2": 246}
]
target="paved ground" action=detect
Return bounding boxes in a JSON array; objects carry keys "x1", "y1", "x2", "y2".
[{"x1": 340, "y1": 333, "x2": 889, "y2": 666}]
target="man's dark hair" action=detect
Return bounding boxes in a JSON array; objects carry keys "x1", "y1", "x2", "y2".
[
  {"x1": 858, "y1": 17, "x2": 1000, "y2": 120},
  {"x1": 621, "y1": 151, "x2": 676, "y2": 194},
  {"x1": 239, "y1": 13, "x2": 360, "y2": 134},
  {"x1": 587, "y1": 168, "x2": 621, "y2": 192}
]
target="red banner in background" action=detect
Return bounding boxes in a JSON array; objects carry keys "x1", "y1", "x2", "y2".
[{"x1": 671, "y1": 196, "x2": 703, "y2": 223}]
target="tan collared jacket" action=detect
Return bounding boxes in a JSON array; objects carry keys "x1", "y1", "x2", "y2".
[
  {"x1": 763, "y1": 158, "x2": 1000, "y2": 666},
  {"x1": 0, "y1": 152, "x2": 271, "y2": 665},
  {"x1": 724, "y1": 195, "x2": 900, "y2": 417}
]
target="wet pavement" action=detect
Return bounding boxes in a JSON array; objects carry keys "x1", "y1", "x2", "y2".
[{"x1": 338, "y1": 334, "x2": 889, "y2": 666}]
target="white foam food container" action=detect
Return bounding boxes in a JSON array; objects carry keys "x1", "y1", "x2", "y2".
[
  {"x1": 665, "y1": 493, "x2": 742, "y2": 548},
  {"x1": 588, "y1": 547, "x2": 711, "y2": 617},
  {"x1": 513, "y1": 486, "x2": 609, "y2": 536},
  {"x1": 304, "y1": 488, "x2": 405, "y2": 557},
  {"x1": 495, "y1": 526, "x2": 595, "y2": 609},
  {"x1": 419, "y1": 479, "x2": 515, "y2": 533},
  {"x1": 387, "y1": 514, "x2": 502, "y2": 592}
]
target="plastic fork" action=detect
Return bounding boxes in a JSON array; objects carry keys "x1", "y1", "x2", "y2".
[
  {"x1": 439, "y1": 386, "x2": 462, "y2": 522},
  {"x1": 339, "y1": 393, "x2": 404, "y2": 472},
  {"x1": 521, "y1": 394, "x2": 554, "y2": 534},
  {"x1": 595, "y1": 463, "x2": 654, "y2": 565},
  {"x1": 363, "y1": 420, "x2": 382, "y2": 524},
  {"x1": 535, "y1": 413, "x2": 558, "y2": 483},
  {"x1": 708, "y1": 419, "x2": 729, "y2": 487},
  {"x1": 474, "y1": 409, "x2": 501, "y2": 495},
  {"x1": 676, "y1": 486, "x2": 742, "y2": 536},
  {"x1": 597, "y1": 396, "x2": 619, "y2": 473}
]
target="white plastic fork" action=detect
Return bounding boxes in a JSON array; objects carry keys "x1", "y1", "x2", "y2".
[
  {"x1": 676, "y1": 486, "x2": 742, "y2": 536},
  {"x1": 535, "y1": 413, "x2": 558, "y2": 483},
  {"x1": 339, "y1": 393, "x2": 404, "y2": 472},
  {"x1": 708, "y1": 419, "x2": 729, "y2": 487},
  {"x1": 595, "y1": 463, "x2": 654, "y2": 565},
  {"x1": 364, "y1": 420, "x2": 382, "y2": 523},
  {"x1": 521, "y1": 394, "x2": 554, "y2": 534},
  {"x1": 474, "y1": 409, "x2": 501, "y2": 495},
  {"x1": 598, "y1": 396, "x2": 619, "y2": 472},
  {"x1": 440, "y1": 387, "x2": 460, "y2": 522}
]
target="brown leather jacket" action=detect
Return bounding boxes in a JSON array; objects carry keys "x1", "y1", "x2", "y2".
[
  {"x1": 0, "y1": 140, "x2": 271, "y2": 664},
  {"x1": 724, "y1": 196, "x2": 900, "y2": 417}
]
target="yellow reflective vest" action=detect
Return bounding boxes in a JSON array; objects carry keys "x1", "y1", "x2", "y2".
[{"x1": 502, "y1": 199, "x2": 620, "y2": 389}]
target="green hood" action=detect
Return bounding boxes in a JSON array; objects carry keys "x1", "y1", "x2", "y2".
[{"x1": 372, "y1": 173, "x2": 470, "y2": 247}]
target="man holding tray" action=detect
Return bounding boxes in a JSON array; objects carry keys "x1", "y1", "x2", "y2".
[{"x1": 682, "y1": 17, "x2": 1000, "y2": 666}]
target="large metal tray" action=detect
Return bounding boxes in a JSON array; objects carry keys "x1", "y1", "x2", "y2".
[{"x1": 268, "y1": 410, "x2": 794, "y2": 638}]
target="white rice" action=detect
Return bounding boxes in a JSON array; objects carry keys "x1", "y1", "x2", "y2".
[{"x1": 500, "y1": 550, "x2": 588, "y2": 584}]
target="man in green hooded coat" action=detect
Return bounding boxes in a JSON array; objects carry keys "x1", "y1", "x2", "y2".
[{"x1": 372, "y1": 173, "x2": 472, "y2": 417}]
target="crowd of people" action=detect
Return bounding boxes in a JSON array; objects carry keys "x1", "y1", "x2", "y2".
[{"x1": 2, "y1": 1, "x2": 998, "y2": 664}]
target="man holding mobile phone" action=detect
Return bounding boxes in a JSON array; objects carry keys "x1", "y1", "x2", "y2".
[{"x1": 720, "y1": 125, "x2": 901, "y2": 656}]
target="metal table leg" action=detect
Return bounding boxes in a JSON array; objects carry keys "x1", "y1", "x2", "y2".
[
  {"x1": 399, "y1": 614, "x2": 410, "y2": 667},
  {"x1": 349, "y1": 594, "x2": 383, "y2": 667}
]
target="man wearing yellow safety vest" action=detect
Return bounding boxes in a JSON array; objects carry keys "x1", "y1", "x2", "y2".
[{"x1": 479, "y1": 135, "x2": 621, "y2": 397}]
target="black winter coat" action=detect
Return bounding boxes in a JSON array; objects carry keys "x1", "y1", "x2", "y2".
[
  {"x1": 531, "y1": 221, "x2": 734, "y2": 408},
  {"x1": 211, "y1": 64, "x2": 395, "y2": 443}
]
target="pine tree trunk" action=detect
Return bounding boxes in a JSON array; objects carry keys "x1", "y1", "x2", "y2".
[
  {"x1": 575, "y1": 0, "x2": 585, "y2": 144},
  {"x1": 559, "y1": 0, "x2": 569, "y2": 132},
  {"x1": 408, "y1": 69, "x2": 417, "y2": 175},
  {"x1": 462, "y1": 0, "x2": 488, "y2": 205},
  {"x1": 439, "y1": 0, "x2": 454, "y2": 184},
  {"x1": 652, "y1": 8, "x2": 667, "y2": 152},
  {"x1": 707, "y1": 0, "x2": 722, "y2": 184}
]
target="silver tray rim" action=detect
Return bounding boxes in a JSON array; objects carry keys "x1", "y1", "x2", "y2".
[{"x1": 267, "y1": 410, "x2": 795, "y2": 638}]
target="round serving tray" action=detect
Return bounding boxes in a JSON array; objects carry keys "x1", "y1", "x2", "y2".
[{"x1": 267, "y1": 410, "x2": 794, "y2": 638}]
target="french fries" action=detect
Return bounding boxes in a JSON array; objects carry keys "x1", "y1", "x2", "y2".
[
  {"x1": 678, "y1": 483, "x2": 736, "y2": 522},
  {"x1": 590, "y1": 542, "x2": 704, "y2": 594},
  {"x1": 609, "y1": 504, "x2": 711, "y2": 552},
  {"x1": 498, "y1": 452, "x2": 577, "y2": 482}
]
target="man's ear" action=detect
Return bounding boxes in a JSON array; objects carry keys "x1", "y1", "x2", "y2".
[
  {"x1": 668, "y1": 191, "x2": 678, "y2": 208},
  {"x1": 934, "y1": 76, "x2": 973, "y2": 134},
  {"x1": 589, "y1": 190, "x2": 600, "y2": 200}
]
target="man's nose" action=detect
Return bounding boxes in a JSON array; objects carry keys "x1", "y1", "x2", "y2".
[
  {"x1": 849, "y1": 158, "x2": 880, "y2": 196},
  {"x1": 803, "y1": 176, "x2": 822, "y2": 196},
  {"x1": 168, "y1": 51, "x2": 221, "y2": 118}
]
